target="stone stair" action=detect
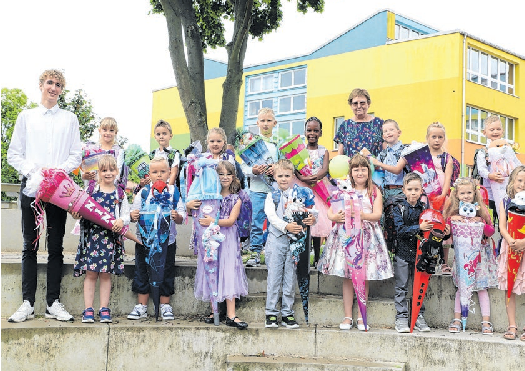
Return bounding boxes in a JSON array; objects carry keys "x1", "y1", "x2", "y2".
[{"x1": 2, "y1": 253, "x2": 523, "y2": 333}]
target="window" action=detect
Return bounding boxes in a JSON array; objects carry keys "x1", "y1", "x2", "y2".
[
  {"x1": 395, "y1": 24, "x2": 419, "y2": 40},
  {"x1": 465, "y1": 105, "x2": 515, "y2": 144},
  {"x1": 247, "y1": 74, "x2": 273, "y2": 93},
  {"x1": 279, "y1": 120, "x2": 304, "y2": 138},
  {"x1": 279, "y1": 68, "x2": 306, "y2": 89},
  {"x1": 247, "y1": 99, "x2": 273, "y2": 117},
  {"x1": 467, "y1": 47, "x2": 515, "y2": 95},
  {"x1": 278, "y1": 94, "x2": 305, "y2": 114},
  {"x1": 333, "y1": 116, "x2": 345, "y2": 150}
]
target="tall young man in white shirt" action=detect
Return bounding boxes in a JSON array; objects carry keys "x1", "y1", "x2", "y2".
[{"x1": 7, "y1": 69, "x2": 82, "y2": 322}]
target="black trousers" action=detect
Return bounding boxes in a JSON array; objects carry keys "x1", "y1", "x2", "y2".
[{"x1": 20, "y1": 179, "x2": 67, "y2": 306}]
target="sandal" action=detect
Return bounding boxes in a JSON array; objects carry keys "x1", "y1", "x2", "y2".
[
  {"x1": 521, "y1": 327, "x2": 525, "y2": 341},
  {"x1": 356, "y1": 318, "x2": 370, "y2": 331},
  {"x1": 449, "y1": 318, "x2": 461, "y2": 333},
  {"x1": 504, "y1": 326, "x2": 518, "y2": 340},
  {"x1": 481, "y1": 321, "x2": 493, "y2": 335},
  {"x1": 441, "y1": 264, "x2": 452, "y2": 275},
  {"x1": 339, "y1": 317, "x2": 353, "y2": 330}
]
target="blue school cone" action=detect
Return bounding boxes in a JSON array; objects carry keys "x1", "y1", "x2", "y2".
[{"x1": 461, "y1": 316, "x2": 467, "y2": 332}]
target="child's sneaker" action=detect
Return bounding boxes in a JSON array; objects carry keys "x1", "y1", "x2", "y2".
[
  {"x1": 45, "y1": 300, "x2": 74, "y2": 321},
  {"x1": 246, "y1": 252, "x2": 261, "y2": 267},
  {"x1": 8, "y1": 300, "x2": 34, "y2": 323},
  {"x1": 160, "y1": 304, "x2": 174, "y2": 320},
  {"x1": 395, "y1": 317, "x2": 410, "y2": 333},
  {"x1": 265, "y1": 315, "x2": 278, "y2": 328},
  {"x1": 281, "y1": 315, "x2": 299, "y2": 329},
  {"x1": 82, "y1": 307, "x2": 95, "y2": 323},
  {"x1": 99, "y1": 307, "x2": 112, "y2": 323},
  {"x1": 127, "y1": 304, "x2": 147, "y2": 320},
  {"x1": 414, "y1": 315, "x2": 430, "y2": 332}
]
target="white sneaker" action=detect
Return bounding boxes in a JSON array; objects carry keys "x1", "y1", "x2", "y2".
[
  {"x1": 395, "y1": 318, "x2": 410, "y2": 333},
  {"x1": 127, "y1": 304, "x2": 148, "y2": 320},
  {"x1": 8, "y1": 301, "x2": 35, "y2": 323},
  {"x1": 414, "y1": 315, "x2": 431, "y2": 332},
  {"x1": 45, "y1": 300, "x2": 74, "y2": 321},
  {"x1": 160, "y1": 304, "x2": 174, "y2": 320}
]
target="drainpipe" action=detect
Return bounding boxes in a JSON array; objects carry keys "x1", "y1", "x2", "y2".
[{"x1": 461, "y1": 34, "x2": 467, "y2": 176}]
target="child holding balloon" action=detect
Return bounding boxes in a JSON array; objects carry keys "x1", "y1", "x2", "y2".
[{"x1": 318, "y1": 154, "x2": 393, "y2": 331}]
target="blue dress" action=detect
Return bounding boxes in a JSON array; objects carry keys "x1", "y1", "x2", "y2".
[
  {"x1": 334, "y1": 117, "x2": 384, "y2": 157},
  {"x1": 74, "y1": 190, "x2": 124, "y2": 276}
]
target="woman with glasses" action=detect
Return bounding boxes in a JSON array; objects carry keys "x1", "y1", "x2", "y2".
[{"x1": 334, "y1": 88, "x2": 384, "y2": 157}]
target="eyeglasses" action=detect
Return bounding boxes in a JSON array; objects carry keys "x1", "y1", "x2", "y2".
[{"x1": 351, "y1": 101, "x2": 368, "y2": 107}]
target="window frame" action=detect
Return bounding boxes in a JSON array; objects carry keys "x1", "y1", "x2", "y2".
[
  {"x1": 465, "y1": 105, "x2": 515, "y2": 145},
  {"x1": 247, "y1": 98, "x2": 274, "y2": 118},
  {"x1": 247, "y1": 73, "x2": 274, "y2": 94},
  {"x1": 467, "y1": 47, "x2": 515, "y2": 95},
  {"x1": 333, "y1": 116, "x2": 345, "y2": 150},
  {"x1": 278, "y1": 93, "x2": 306, "y2": 114},
  {"x1": 278, "y1": 68, "x2": 307, "y2": 90}
]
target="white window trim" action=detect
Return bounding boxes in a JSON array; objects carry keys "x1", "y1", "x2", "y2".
[
  {"x1": 278, "y1": 68, "x2": 307, "y2": 90},
  {"x1": 333, "y1": 116, "x2": 345, "y2": 150},
  {"x1": 247, "y1": 74, "x2": 274, "y2": 94},
  {"x1": 465, "y1": 105, "x2": 515, "y2": 145},
  {"x1": 467, "y1": 47, "x2": 515, "y2": 95},
  {"x1": 278, "y1": 94, "x2": 306, "y2": 114},
  {"x1": 247, "y1": 98, "x2": 274, "y2": 118}
]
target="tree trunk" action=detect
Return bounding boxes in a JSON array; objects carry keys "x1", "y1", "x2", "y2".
[
  {"x1": 219, "y1": 0, "x2": 253, "y2": 144},
  {"x1": 160, "y1": 0, "x2": 208, "y2": 146}
]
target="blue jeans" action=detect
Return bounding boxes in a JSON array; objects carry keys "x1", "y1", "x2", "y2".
[{"x1": 249, "y1": 192, "x2": 268, "y2": 254}]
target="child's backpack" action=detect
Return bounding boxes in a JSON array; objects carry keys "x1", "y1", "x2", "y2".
[
  {"x1": 150, "y1": 148, "x2": 182, "y2": 190},
  {"x1": 236, "y1": 189, "x2": 252, "y2": 238},
  {"x1": 383, "y1": 194, "x2": 409, "y2": 254},
  {"x1": 441, "y1": 153, "x2": 461, "y2": 187},
  {"x1": 471, "y1": 148, "x2": 489, "y2": 184},
  {"x1": 383, "y1": 194, "x2": 429, "y2": 254}
]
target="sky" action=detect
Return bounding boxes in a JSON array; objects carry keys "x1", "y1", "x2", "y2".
[{"x1": 1, "y1": 0, "x2": 523, "y2": 150}]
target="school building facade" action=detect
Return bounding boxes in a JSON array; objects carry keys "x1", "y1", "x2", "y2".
[{"x1": 151, "y1": 9, "x2": 525, "y2": 168}]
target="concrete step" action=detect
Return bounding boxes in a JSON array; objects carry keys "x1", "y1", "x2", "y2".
[
  {"x1": 2, "y1": 319, "x2": 523, "y2": 371},
  {"x1": 2, "y1": 254, "x2": 524, "y2": 332},
  {"x1": 226, "y1": 355, "x2": 406, "y2": 371}
]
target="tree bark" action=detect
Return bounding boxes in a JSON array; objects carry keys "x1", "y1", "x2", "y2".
[
  {"x1": 160, "y1": 0, "x2": 208, "y2": 146},
  {"x1": 219, "y1": 0, "x2": 253, "y2": 144}
]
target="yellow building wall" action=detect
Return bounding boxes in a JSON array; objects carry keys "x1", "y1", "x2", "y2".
[{"x1": 152, "y1": 32, "x2": 524, "y2": 165}]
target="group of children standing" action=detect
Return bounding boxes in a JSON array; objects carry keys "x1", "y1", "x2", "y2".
[{"x1": 42, "y1": 107, "x2": 523, "y2": 341}]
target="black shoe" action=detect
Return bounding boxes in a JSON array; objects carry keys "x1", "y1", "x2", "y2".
[
  {"x1": 281, "y1": 315, "x2": 299, "y2": 329},
  {"x1": 265, "y1": 315, "x2": 278, "y2": 328},
  {"x1": 203, "y1": 313, "x2": 227, "y2": 324},
  {"x1": 225, "y1": 316, "x2": 248, "y2": 330}
]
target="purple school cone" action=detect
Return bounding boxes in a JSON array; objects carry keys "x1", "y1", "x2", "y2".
[{"x1": 201, "y1": 206, "x2": 224, "y2": 325}]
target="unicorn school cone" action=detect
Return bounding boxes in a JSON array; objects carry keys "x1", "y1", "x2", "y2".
[
  {"x1": 506, "y1": 209, "x2": 525, "y2": 302},
  {"x1": 25, "y1": 168, "x2": 140, "y2": 245}
]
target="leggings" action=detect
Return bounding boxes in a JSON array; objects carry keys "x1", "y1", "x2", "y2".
[{"x1": 455, "y1": 289, "x2": 490, "y2": 317}]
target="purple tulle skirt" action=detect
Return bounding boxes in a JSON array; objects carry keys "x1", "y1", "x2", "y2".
[{"x1": 194, "y1": 225, "x2": 249, "y2": 302}]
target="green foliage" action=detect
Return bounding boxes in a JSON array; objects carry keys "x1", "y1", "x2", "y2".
[
  {"x1": 1, "y1": 88, "x2": 37, "y2": 191},
  {"x1": 58, "y1": 89, "x2": 98, "y2": 142},
  {"x1": 150, "y1": 0, "x2": 323, "y2": 50}
]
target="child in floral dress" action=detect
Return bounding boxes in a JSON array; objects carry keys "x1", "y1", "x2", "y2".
[
  {"x1": 73, "y1": 155, "x2": 130, "y2": 323},
  {"x1": 318, "y1": 154, "x2": 393, "y2": 331}
]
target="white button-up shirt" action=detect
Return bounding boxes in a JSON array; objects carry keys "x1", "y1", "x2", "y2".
[{"x1": 7, "y1": 104, "x2": 82, "y2": 177}]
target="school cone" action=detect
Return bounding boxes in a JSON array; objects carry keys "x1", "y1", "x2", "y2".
[
  {"x1": 507, "y1": 210, "x2": 525, "y2": 302},
  {"x1": 30, "y1": 168, "x2": 141, "y2": 245},
  {"x1": 410, "y1": 209, "x2": 446, "y2": 333}
]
